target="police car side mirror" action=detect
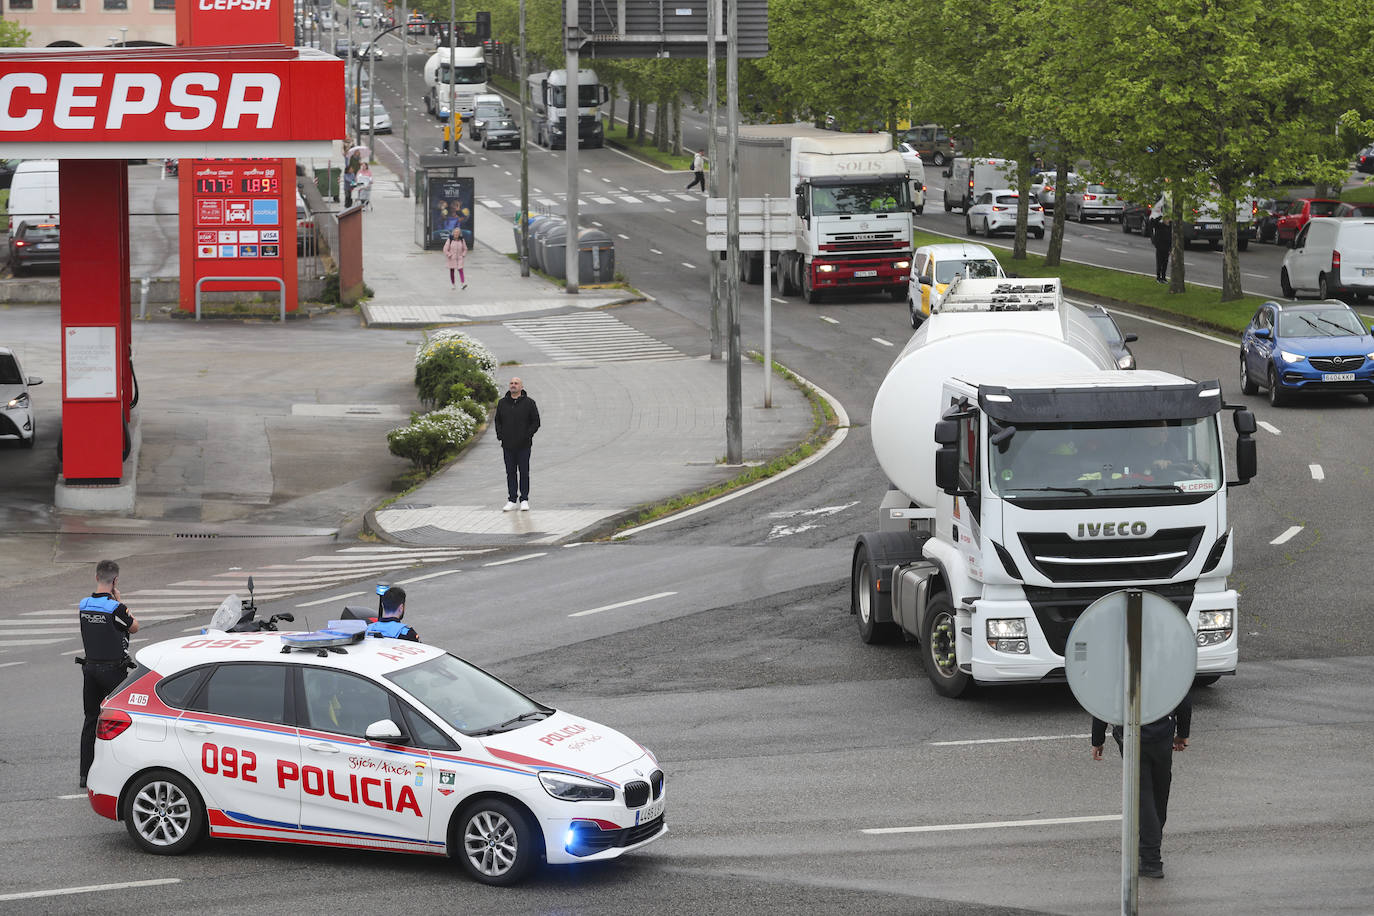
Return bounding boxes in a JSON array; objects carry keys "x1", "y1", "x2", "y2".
[{"x1": 365, "y1": 719, "x2": 403, "y2": 741}]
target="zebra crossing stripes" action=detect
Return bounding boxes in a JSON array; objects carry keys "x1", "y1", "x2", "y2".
[
  {"x1": 503, "y1": 313, "x2": 685, "y2": 362},
  {"x1": 645, "y1": 194, "x2": 670, "y2": 203},
  {"x1": 591, "y1": 196, "x2": 613, "y2": 204}
]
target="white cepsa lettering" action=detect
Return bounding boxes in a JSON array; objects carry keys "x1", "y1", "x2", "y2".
[
  {"x1": 198, "y1": 0, "x2": 272, "y2": 8},
  {"x1": 539, "y1": 723, "x2": 589, "y2": 746},
  {"x1": 276, "y1": 760, "x2": 422, "y2": 817},
  {"x1": 0, "y1": 72, "x2": 280, "y2": 133}
]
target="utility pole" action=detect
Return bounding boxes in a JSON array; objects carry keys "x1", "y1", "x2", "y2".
[
  {"x1": 401, "y1": 0, "x2": 410, "y2": 197},
  {"x1": 518, "y1": 0, "x2": 530, "y2": 276},
  {"x1": 724, "y1": 0, "x2": 741, "y2": 463},
  {"x1": 366, "y1": 19, "x2": 376, "y2": 156},
  {"x1": 563, "y1": 0, "x2": 579, "y2": 293},
  {"x1": 706, "y1": 0, "x2": 721, "y2": 360}
]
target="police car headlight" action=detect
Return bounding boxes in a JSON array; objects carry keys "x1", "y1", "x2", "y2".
[
  {"x1": 538, "y1": 771, "x2": 615, "y2": 802},
  {"x1": 6, "y1": 392, "x2": 27, "y2": 410}
]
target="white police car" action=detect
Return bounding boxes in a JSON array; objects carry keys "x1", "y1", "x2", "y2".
[{"x1": 87, "y1": 627, "x2": 666, "y2": 885}]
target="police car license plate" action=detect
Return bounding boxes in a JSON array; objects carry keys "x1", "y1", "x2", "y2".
[
  {"x1": 1323, "y1": 372, "x2": 1355, "y2": 382},
  {"x1": 635, "y1": 795, "x2": 665, "y2": 825},
  {"x1": 854, "y1": 269, "x2": 877, "y2": 278}
]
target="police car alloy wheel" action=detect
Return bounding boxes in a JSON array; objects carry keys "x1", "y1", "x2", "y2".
[
  {"x1": 125, "y1": 770, "x2": 206, "y2": 855},
  {"x1": 457, "y1": 799, "x2": 535, "y2": 885}
]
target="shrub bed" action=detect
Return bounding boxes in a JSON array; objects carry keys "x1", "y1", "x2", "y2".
[{"x1": 388, "y1": 331, "x2": 499, "y2": 475}]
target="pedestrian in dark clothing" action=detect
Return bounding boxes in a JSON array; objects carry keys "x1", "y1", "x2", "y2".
[
  {"x1": 1152, "y1": 215, "x2": 1174, "y2": 283},
  {"x1": 1091, "y1": 694, "x2": 1192, "y2": 879},
  {"x1": 686, "y1": 149, "x2": 707, "y2": 191},
  {"x1": 495, "y1": 377, "x2": 540, "y2": 512},
  {"x1": 78, "y1": 559, "x2": 139, "y2": 787}
]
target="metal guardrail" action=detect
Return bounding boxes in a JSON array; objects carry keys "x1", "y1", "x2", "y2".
[{"x1": 195, "y1": 276, "x2": 286, "y2": 322}]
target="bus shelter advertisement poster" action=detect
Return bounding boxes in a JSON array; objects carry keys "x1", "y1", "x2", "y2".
[{"x1": 429, "y1": 177, "x2": 474, "y2": 249}]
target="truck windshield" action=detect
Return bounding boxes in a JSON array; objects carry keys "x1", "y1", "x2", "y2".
[
  {"x1": 437, "y1": 62, "x2": 487, "y2": 85},
  {"x1": 988, "y1": 418, "x2": 1222, "y2": 498},
  {"x1": 811, "y1": 180, "x2": 907, "y2": 215},
  {"x1": 547, "y1": 85, "x2": 602, "y2": 108}
]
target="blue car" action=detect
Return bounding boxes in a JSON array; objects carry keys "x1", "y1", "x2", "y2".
[{"x1": 1239, "y1": 299, "x2": 1374, "y2": 406}]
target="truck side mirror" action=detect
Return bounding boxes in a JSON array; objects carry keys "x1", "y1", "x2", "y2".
[
  {"x1": 600, "y1": 86, "x2": 610, "y2": 104},
  {"x1": 1233, "y1": 435, "x2": 1257, "y2": 485},
  {"x1": 935, "y1": 445, "x2": 960, "y2": 494},
  {"x1": 934, "y1": 418, "x2": 959, "y2": 445},
  {"x1": 1233, "y1": 408, "x2": 1257, "y2": 435}
]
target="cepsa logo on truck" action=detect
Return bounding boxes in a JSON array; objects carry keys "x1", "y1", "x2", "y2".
[{"x1": 197, "y1": 0, "x2": 273, "y2": 8}]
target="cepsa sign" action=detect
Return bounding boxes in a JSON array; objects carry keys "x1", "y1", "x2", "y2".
[
  {"x1": 0, "y1": 53, "x2": 342, "y2": 146},
  {"x1": 178, "y1": 0, "x2": 292, "y2": 47}
]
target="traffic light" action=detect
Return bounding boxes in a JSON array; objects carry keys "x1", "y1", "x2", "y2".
[
  {"x1": 453, "y1": 115, "x2": 463, "y2": 142},
  {"x1": 476, "y1": 10, "x2": 491, "y2": 40}
]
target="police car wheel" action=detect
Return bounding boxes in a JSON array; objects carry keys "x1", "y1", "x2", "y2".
[
  {"x1": 124, "y1": 770, "x2": 205, "y2": 855},
  {"x1": 455, "y1": 799, "x2": 536, "y2": 886}
]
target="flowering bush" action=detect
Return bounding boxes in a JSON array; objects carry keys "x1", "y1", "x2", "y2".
[
  {"x1": 387, "y1": 405, "x2": 480, "y2": 475},
  {"x1": 414, "y1": 330, "x2": 497, "y2": 372},
  {"x1": 414, "y1": 330, "x2": 499, "y2": 408}
]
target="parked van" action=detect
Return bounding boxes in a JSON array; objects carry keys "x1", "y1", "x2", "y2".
[
  {"x1": 1279, "y1": 218, "x2": 1374, "y2": 301},
  {"x1": 897, "y1": 143, "x2": 926, "y2": 214},
  {"x1": 6, "y1": 160, "x2": 59, "y2": 234},
  {"x1": 942, "y1": 157, "x2": 1017, "y2": 213}
]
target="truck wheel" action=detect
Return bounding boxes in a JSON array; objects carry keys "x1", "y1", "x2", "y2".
[
  {"x1": 1193, "y1": 674, "x2": 1222, "y2": 687},
  {"x1": 1239, "y1": 356, "x2": 1259, "y2": 395},
  {"x1": 944, "y1": 194, "x2": 952, "y2": 213},
  {"x1": 852, "y1": 543, "x2": 898, "y2": 644},
  {"x1": 923, "y1": 592, "x2": 971, "y2": 698},
  {"x1": 802, "y1": 269, "x2": 821, "y2": 304},
  {"x1": 742, "y1": 253, "x2": 763, "y2": 285}
]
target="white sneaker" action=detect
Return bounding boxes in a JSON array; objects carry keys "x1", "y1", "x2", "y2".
[
  {"x1": 519, "y1": 500, "x2": 530, "y2": 511},
  {"x1": 503, "y1": 501, "x2": 517, "y2": 512}
]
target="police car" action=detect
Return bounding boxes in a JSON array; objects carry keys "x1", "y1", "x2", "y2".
[{"x1": 86, "y1": 626, "x2": 666, "y2": 885}]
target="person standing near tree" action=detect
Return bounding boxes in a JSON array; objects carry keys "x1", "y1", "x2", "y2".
[
  {"x1": 495, "y1": 377, "x2": 540, "y2": 512},
  {"x1": 1152, "y1": 214, "x2": 1174, "y2": 283}
]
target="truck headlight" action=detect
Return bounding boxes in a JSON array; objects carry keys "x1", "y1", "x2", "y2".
[
  {"x1": 1196, "y1": 609, "x2": 1232, "y2": 647},
  {"x1": 538, "y1": 771, "x2": 615, "y2": 802},
  {"x1": 816, "y1": 264, "x2": 836, "y2": 273},
  {"x1": 987, "y1": 618, "x2": 1029, "y2": 653},
  {"x1": 894, "y1": 260, "x2": 911, "y2": 270}
]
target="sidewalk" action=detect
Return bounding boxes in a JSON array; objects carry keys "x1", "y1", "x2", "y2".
[{"x1": 357, "y1": 163, "x2": 819, "y2": 547}]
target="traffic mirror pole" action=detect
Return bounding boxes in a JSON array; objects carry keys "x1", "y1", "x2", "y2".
[{"x1": 1122, "y1": 588, "x2": 1142, "y2": 915}]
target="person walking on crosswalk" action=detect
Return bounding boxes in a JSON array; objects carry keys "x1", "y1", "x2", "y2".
[
  {"x1": 77, "y1": 559, "x2": 139, "y2": 787},
  {"x1": 686, "y1": 149, "x2": 707, "y2": 192}
]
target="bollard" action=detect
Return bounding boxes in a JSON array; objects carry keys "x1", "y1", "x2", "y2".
[{"x1": 139, "y1": 276, "x2": 151, "y2": 321}]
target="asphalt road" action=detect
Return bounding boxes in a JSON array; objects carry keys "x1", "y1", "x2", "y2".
[{"x1": 2, "y1": 22, "x2": 1372, "y2": 912}]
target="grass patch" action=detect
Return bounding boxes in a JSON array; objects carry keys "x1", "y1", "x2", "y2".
[
  {"x1": 1341, "y1": 180, "x2": 1374, "y2": 204},
  {"x1": 608, "y1": 354, "x2": 837, "y2": 535},
  {"x1": 0, "y1": 188, "x2": 8, "y2": 218},
  {"x1": 602, "y1": 123, "x2": 694, "y2": 172},
  {"x1": 912, "y1": 228, "x2": 1267, "y2": 333}
]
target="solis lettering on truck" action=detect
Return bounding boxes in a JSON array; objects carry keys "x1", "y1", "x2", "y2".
[
  {"x1": 850, "y1": 277, "x2": 1258, "y2": 697},
  {"x1": 736, "y1": 123, "x2": 914, "y2": 304}
]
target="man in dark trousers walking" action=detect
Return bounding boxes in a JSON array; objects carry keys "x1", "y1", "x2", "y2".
[
  {"x1": 78, "y1": 559, "x2": 139, "y2": 787},
  {"x1": 686, "y1": 149, "x2": 707, "y2": 191},
  {"x1": 495, "y1": 376, "x2": 540, "y2": 512},
  {"x1": 1152, "y1": 214, "x2": 1174, "y2": 283},
  {"x1": 1091, "y1": 693, "x2": 1192, "y2": 879}
]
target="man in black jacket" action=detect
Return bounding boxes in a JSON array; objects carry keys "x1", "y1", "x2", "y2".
[
  {"x1": 1152, "y1": 215, "x2": 1174, "y2": 283},
  {"x1": 1091, "y1": 694, "x2": 1192, "y2": 879},
  {"x1": 495, "y1": 377, "x2": 540, "y2": 511}
]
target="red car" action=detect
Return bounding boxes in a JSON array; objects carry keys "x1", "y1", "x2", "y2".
[{"x1": 1275, "y1": 198, "x2": 1341, "y2": 246}]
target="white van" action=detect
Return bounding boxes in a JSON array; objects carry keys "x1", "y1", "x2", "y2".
[
  {"x1": 7, "y1": 160, "x2": 59, "y2": 234},
  {"x1": 1279, "y1": 217, "x2": 1374, "y2": 300},
  {"x1": 897, "y1": 143, "x2": 927, "y2": 214},
  {"x1": 942, "y1": 157, "x2": 1017, "y2": 213}
]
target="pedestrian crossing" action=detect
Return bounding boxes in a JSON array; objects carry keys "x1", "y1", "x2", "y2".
[
  {"x1": 0, "y1": 545, "x2": 491, "y2": 658},
  {"x1": 479, "y1": 190, "x2": 702, "y2": 215},
  {"x1": 503, "y1": 313, "x2": 686, "y2": 363}
]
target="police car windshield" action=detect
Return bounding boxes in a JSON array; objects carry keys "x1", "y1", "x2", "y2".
[{"x1": 385, "y1": 653, "x2": 549, "y2": 736}]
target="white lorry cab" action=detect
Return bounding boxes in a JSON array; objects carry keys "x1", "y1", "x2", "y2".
[
  {"x1": 852, "y1": 277, "x2": 1257, "y2": 698},
  {"x1": 942, "y1": 157, "x2": 1018, "y2": 213},
  {"x1": 423, "y1": 46, "x2": 487, "y2": 120},
  {"x1": 527, "y1": 69, "x2": 610, "y2": 149}
]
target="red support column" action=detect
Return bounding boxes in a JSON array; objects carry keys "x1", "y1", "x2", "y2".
[{"x1": 59, "y1": 159, "x2": 130, "y2": 482}]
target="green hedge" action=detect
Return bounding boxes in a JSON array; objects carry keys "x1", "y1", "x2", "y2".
[{"x1": 388, "y1": 331, "x2": 499, "y2": 476}]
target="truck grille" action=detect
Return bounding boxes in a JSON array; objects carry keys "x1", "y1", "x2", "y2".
[
  {"x1": 1021, "y1": 581, "x2": 1195, "y2": 656},
  {"x1": 1018, "y1": 527, "x2": 1204, "y2": 583},
  {"x1": 1308, "y1": 355, "x2": 1366, "y2": 372}
]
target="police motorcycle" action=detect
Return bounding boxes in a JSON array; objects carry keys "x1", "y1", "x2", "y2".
[{"x1": 208, "y1": 576, "x2": 297, "y2": 633}]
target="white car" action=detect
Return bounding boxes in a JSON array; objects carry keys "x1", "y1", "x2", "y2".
[
  {"x1": 1029, "y1": 171, "x2": 1078, "y2": 211},
  {"x1": 87, "y1": 627, "x2": 666, "y2": 886},
  {"x1": 908, "y1": 242, "x2": 1005, "y2": 328},
  {"x1": 896, "y1": 142, "x2": 927, "y2": 214},
  {"x1": 0, "y1": 346, "x2": 42, "y2": 447},
  {"x1": 355, "y1": 40, "x2": 386, "y2": 59},
  {"x1": 964, "y1": 189, "x2": 1045, "y2": 239},
  {"x1": 353, "y1": 100, "x2": 393, "y2": 134}
]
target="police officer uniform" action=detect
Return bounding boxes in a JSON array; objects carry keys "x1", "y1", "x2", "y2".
[
  {"x1": 365, "y1": 617, "x2": 420, "y2": 642},
  {"x1": 78, "y1": 592, "x2": 135, "y2": 785},
  {"x1": 365, "y1": 585, "x2": 419, "y2": 642}
]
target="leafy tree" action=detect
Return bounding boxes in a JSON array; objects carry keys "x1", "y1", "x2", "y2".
[{"x1": 0, "y1": 20, "x2": 28, "y2": 47}]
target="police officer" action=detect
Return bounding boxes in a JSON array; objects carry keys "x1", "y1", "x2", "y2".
[
  {"x1": 78, "y1": 559, "x2": 139, "y2": 787},
  {"x1": 1091, "y1": 694, "x2": 1192, "y2": 879},
  {"x1": 365, "y1": 586, "x2": 420, "y2": 642}
]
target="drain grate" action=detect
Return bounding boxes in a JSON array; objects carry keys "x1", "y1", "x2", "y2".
[{"x1": 175, "y1": 532, "x2": 220, "y2": 539}]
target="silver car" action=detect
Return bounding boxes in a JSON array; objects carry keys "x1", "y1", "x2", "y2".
[
  {"x1": 1029, "y1": 171, "x2": 1079, "y2": 211},
  {"x1": 1065, "y1": 183, "x2": 1124, "y2": 223}
]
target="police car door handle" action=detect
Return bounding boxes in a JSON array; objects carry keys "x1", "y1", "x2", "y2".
[
  {"x1": 181, "y1": 722, "x2": 214, "y2": 735},
  {"x1": 307, "y1": 742, "x2": 342, "y2": 754}
]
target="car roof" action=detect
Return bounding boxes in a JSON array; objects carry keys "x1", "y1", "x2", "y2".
[
  {"x1": 916, "y1": 243, "x2": 998, "y2": 258},
  {"x1": 1264, "y1": 299, "x2": 1356, "y2": 312},
  {"x1": 136, "y1": 631, "x2": 449, "y2": 678}
]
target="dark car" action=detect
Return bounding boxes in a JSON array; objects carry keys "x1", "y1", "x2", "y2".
[
  {"x1": 1356, "y1": 145, "x2": 1374, "y2": 175},
  {"x1": 1239, "y1": 299, "x2": 1374, "y2": 406},
  {"x1": 481, "y1": 116, "x2": 521, "y2": 150},
  {"x1": 1121, "y1": 201, "x2": 1154, "y2": 235},
  {"x1": 1253, "y1": 197, "x2": 1285, "y2": 243},
  {"x1": 0, "y1": 158, "x2": 21, "y2": 190},
  {"x1": 470, "y1": 103, "x2": 508, "y2": 142},
  {"x1": 1082, "y1": 304, "x2": 1139, "y2": 369},
  {"x1": 1275, "y1": 198, "x2": 1341, "y2": 246},
  {"x1": 8, "y1": 221, "x2": 60, "y2": 277},
  {"x1": 1333, "y1": 202, "x2": 1374, "y2": 218}
]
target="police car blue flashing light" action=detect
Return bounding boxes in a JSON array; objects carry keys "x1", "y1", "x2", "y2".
[{"x1": 280, "y1": 627, "x2": 366, "y2": 650}]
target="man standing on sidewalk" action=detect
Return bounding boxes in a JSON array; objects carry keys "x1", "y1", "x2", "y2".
[{"x1": 495, "y1": 377, "x2": 540, "y2": 512}]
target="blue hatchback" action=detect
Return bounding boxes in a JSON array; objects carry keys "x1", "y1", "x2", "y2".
[{"x1": 1239, "y1": 300, "x2": 1374, "y2": 406}]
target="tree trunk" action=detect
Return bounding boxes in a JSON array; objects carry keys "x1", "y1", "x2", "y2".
[
  {"x1": 1045, "y1": 160, "x2": 1069, "y2": 266},
  {"x1": 1012, "y1": 142, "x2": 1031, "y2": 260},
  {"x1": 673, "y1": 95, "x2": 683, "y2": 157},
  {"x1": 626, "y1": 95, "x2": 636, "y2": 140},
  {"x1": 607, "y1": 82, "x2": 617, "y2": 137},
  {"x1": 1169, "y1": 189, "x2": 1187, "y2": 293},
  {"x1": 636, "y1": 98, "x2": 647, "y2": 143},
  {"x1": 1219, "y1": 175, "x2": 1244, "y2": 301}
]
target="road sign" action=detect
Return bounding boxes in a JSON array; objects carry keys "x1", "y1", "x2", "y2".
[
  {"x1": 569, "y1": 0, "x2": 769, "y2": 59},
  {"x1": 705, "y1": 197, "x2": 791, "y2": 252},
  {"x1": 1065, "y1": 589, "x2": 1198, "y2": 725}
]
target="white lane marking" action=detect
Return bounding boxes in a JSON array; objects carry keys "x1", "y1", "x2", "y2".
[
  {"x1": 1270, "y1": 526, "x2": 1304, "y2": 546},
  {"x1": 583, "y1": 167, "x2": 593, "y2": 174},
  {"x1": 504, "y1": 170, "x2": 513, "y2": 177},
  {"x1": 665, "y1": 207, "x2": 675, "y2": 214},
  {"x1": 601, "y1": 176, "x2": 612, "y2": 183},
  {"x1": 872, "y1": 337, "x2": 894, "y2": 347},
  {"x1": 591, "y1": 220, "x2": 603, "y2": 227},
  {"x1": 646, "y1": 193, "x2": 670, "y2": 202},
  {"x1": 617, "y1": 195, "x2": 641, "y2": 204},
  {"x1": 772, "y1": 297, "x2": 786, "y2": 304},
  {"x1": 1258, "y1": 421, "x2": 1281, "y2": 435},
  {"x1": 483, "y1": 552, "x2": 548, "y2": 567},
  {"x1": 862, "y1": 814, "x2": 1120, "y2": 836},
  {"x1": 591, "y1": 196, "x2": 614, "y2": 204},
  {"x1": 569, "y1": 591, "x2": 677, "y2": 618},
  {"x1": 57, "y1": 793, "x2": 87, "y2": 799},
  {"x1": 767, "y1": 523, "x2": 817, "y2": 540},
  {"x1": 0, "y1": 661, "x2": 26, "y2": 669},
  {"x1": 617, "y1": 233, "x2": 630, "y2": 240},
  {"x1": 1310, "y1": 464, "x2": 1325, "y2": 480},
  {"x1": 930, "y1": 733, "x2": 1090, "y2": 746},
  {"x1": 618, "y1": 186, "x2": 629, "y2": 192},
  {"x1": 1244, "y1": 272, "x2": 1268, "y2": 280},
  {"x1": 61, "y1": 649, "x2": 85, "y2": 656},
  {"x1": 768, "y1": 502, "x2": 859, "y2": 520},
  {"x1": 690, "y1": 218, "x2": 703, "y2": 225},
  {"x1": 0, "y1": 638, "x2": 68, "y2": 647},
  {"x1": 296, "y1": 591, "x2": 367, "y2": 608},
  {"x1": 0, "y1": 878, "x2": 183, "y2": 902},
  {"x1": 820, "y1": 316, "x2": 839, "y2": 324},
  {"x1": 1066, "y1": 298, "x2": 1236, "y2": 347},
  {"x1": 682, "y1": 262, "x2": 697, "y2": 269},
  {"x1": 395, "y1": 569, "x2": 462, "y2": 585},
  {"x1": 649, "y1": 248, "x2": 663, "y2": 255},
  {"x1": 1105, "y1": 247, "x2": 1130, "y2": 254},
  {"x1": 532, "y1": 187, "x2": 543, "y2": 194}
]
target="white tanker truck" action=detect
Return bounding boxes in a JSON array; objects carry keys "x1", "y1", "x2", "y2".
[{"x1": 850, "y1": 277, "x2": 1257, "y2": 697}]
